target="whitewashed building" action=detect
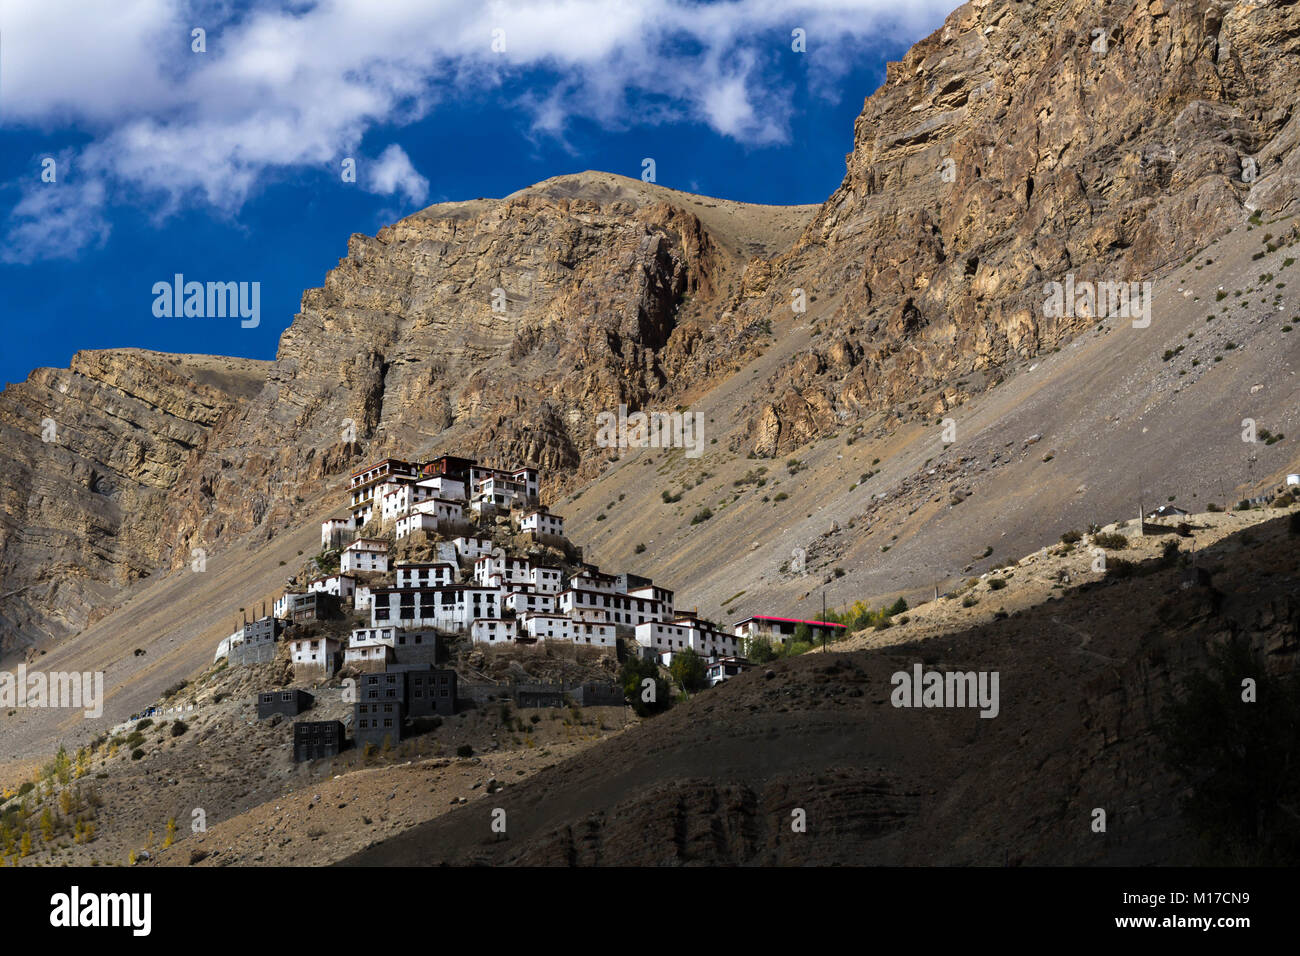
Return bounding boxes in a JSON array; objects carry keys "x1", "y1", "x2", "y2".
[
  {"x1": 344, "y1": 627, "x2": 397, "y2": 669},
  {"x1": 380, "y1": 482, "x2": 435, "y2": 525},
  {"x1": 371, "y1": 585, "x2": 502, "y2": 631},
  {"x1": 394, "y1": 511, "x2": 439, "y2": 540},
  {"x1": 706, "y1": 657, "x2": 752, "y2": 687},
  {"x1": 321, "y1": 516, "x2": 355, "y2": 550},
  {"x1": 474, "y1": 554, "x2": 532, "y2": 586},
  {"x1": 559, "y1": 587, "x2": 667, "y2": 628},
  {"x1": 531, "y1": 566, "x2": 564, "y2": 594},
  {"x1": 637, "y1": 615, "x2": 741, "y2": 658},
  {"x1": 520, "y1": 507, "x2": 564, "y2": 538},
  {"x1": 395, "y1": 563, "x2": 456, "y2": 588},
  {"x1": 412, "y1": 497, "x2": 464, "y2": 524},
  {"x1": 354, "y1": 584, "x2": 375, "y2": 613},
  {"x1": 470, "y1": 618, "x2": 518, "y2": 644},
  {"x1": 341, "y1": 538, "x2": 389, "y2": 574},
  {"x1": 417, "y1": 474, "x2": 468, "y2": 502},
  {"x1": 453, "y1": 535, "x2": 493, "y2": 561},
  {"x1": 308, "y1": 574, "x2": 357, "y2": 601},
  {"x1": 349, "y1": 458, "x2": 419, "y2": 528},
  {"x1": 289, "y1": 635, "x2": 341, "y2": 677},
  {"x1": 627, "y1": 584, "x2": 674, "y2": 617},
  {"x1": 504, "y1": 590, "x2": 556, "y2": 615}
]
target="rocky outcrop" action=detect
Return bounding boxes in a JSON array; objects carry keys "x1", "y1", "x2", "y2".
[
  {"x1": 0, "y1": 350, "x2": 267, "y2": 653},
  {"x1": 162, "y1": 174, "x2": 793, "y2": 564},
  {"x1": 731, "y1": 0, "x2": 1300, "y2": 454}
]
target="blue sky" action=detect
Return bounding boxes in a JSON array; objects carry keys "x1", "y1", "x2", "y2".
[{"x1": 0, "y1": 0, "x2": 953, "y2": 387}]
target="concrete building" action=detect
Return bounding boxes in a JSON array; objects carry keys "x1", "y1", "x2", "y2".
[
  {"x1": 293, "y1": 720, "x2": 345, "y2": 762},
  {"x1": 406, "y1": 668, "x2": 457, "y2": 717},
  {"x1": 355, "y1": 700, "x2": 404, "y2": 747},
  {"x1": 257, "y1": 689, "x2": 313, "y2": 719},
  {"x1": 227, "y1": 615, "x2": 280, "y2": 666}
]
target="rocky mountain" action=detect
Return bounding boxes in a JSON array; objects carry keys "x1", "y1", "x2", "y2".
[
  {"x1": 0, "y1": 351, "x2": 266, "y2": 655},
  {"x1": 2, "y1": 0, "x2": 1299, "y2": 668},
  {"x1": 726, "y1": 0, "x2": 1300, "y2": 455}
]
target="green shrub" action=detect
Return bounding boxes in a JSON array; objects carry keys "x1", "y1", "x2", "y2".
[
  {"x1": 1060, "y1": 530, "x2": 1082, "y2": 544},
  {"x1": 1093, "y1": 532, "x2": 1128, "y2": 550},
  {"x1": 689, "y1": 507, "x2": 713, "y2": 525},
  {"x1": 988, "y1": 578, "x2": 1008, "y2": 590},
  {"x1": 170, "y1": 720, "x2": 188, "y2": 737},
  {"x1": 130, "y1": 749, "x2": 145, "y2": 761}
]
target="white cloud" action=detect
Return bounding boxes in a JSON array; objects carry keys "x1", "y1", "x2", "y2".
[
  {"x1": 0, "y1": 0, "x2": 954, "y2": 261},
  {"x1": 367, "y1": 144, "x2": 429, "y2": 204}
]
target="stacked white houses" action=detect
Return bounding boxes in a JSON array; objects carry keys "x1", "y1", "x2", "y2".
[
  {"x1": 285, "y1": 454, "x2": 683, "y2": 674},
  {"x1": 237, "y1": 455, "x2": 782, "y2": 685}
]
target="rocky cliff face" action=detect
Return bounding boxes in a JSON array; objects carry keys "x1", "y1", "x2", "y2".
[
  {"x1": 4, "y1": 0, "x2": 1299, "y2": 656},
  {"x1": 0, "y1": 350, "x2": 267, "y2": 654},
  {"x1": 728, "y1": 0, "x2": 1300, "y2": 454},
  {"x1": 162, "y1": 175, "x2": 815, "y2": 565}
]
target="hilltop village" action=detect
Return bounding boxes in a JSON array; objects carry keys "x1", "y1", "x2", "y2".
[{"x1": 215, "y1": 455, "x2": 847, "y2": 759}]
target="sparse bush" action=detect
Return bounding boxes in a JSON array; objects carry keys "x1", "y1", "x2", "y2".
[
  {"x1": 689, "y1": 507, "x2": 713, "y2": 525},
  {"x1": 170, "y1": 720, "x2": 188, "y2": 737},
  {"x1": 1093, "y1": 532, "x2": 1128, "y2": 550},
  {"x1": 456, "y1": 744, "x2": 473, "y2": 758},
  {"x1": 130, "y1": 749, "x2": 145, "y2": 761},
  {"x1": 988, "y1": 578, "x2": 1008, "y2": 590},
  {"x1": 1061, "y1": 530, "x2": 1082, "y2": 544}
]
